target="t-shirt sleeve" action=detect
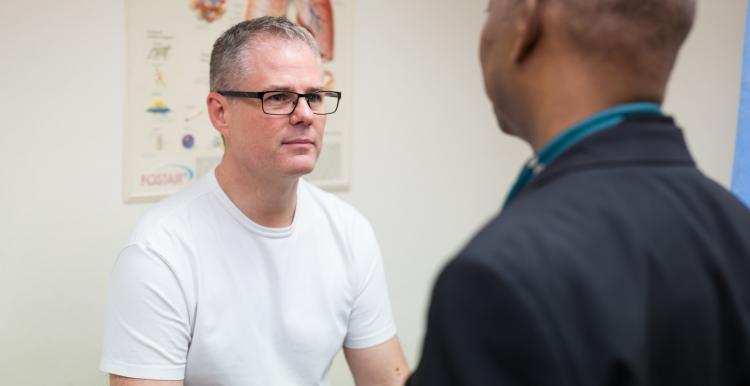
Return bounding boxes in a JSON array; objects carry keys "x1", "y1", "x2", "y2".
[
  {"x1": 343, "y1": 217, "x2": 397, "y2": 349},
  {"x1": 100, "y1": 244, "x2": 192, "y2": 380}
]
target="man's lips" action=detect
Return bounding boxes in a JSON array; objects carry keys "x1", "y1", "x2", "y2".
[{"x1": 282, "y1": 138, "x2": 315, "y2": 145}]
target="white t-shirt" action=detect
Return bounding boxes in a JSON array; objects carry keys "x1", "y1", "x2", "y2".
[{"x1": 100, "y1": 171, "x2": 396, "y2": 386}]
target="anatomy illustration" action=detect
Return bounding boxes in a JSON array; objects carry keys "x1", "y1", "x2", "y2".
[
  {"x1": 245, "y1": 0, "x2": 334, "y2": 61},
  {"x1": 192, "y1": 0, "x2": 228, "y2": 23}
]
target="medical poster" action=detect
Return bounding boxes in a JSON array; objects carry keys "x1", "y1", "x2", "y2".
[{"x1": 124, "y1": 0, "x2": 353, "y2": 203}]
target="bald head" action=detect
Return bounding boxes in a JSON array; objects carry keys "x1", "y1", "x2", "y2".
[
  {"x1": 480, "y1": 0, "x2": 696, "y2": 148},
  {"x1": 557, "y1": 0, "x2": 696, "y2": 75}
]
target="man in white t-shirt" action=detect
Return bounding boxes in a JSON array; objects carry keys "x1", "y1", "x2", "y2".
[{"x1": 101, "y1": 16, "x2": 408, "y2": 386}]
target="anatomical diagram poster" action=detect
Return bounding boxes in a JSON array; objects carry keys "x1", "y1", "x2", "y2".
[{"x1": 124, "y1": 0, "x2": 353, "y2": 202}]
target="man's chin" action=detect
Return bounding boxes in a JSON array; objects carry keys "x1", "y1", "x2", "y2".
[
  {"x1": 291, "y1": 168, "x2": 315, "y2": 178},
  {"x1": 283, "y1": 157, "x2": 318, "y2": 178},
  {"x1": 496, "y1": 116, "x2": 515, "y2": 136}
]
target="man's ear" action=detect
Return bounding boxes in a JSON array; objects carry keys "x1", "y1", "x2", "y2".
[
  {"x1": 207, "y1": 92, "x2": 231, "y2": 140},
  {"x1": 512, "y1": 0, "x2": 542, "y2": 64}
]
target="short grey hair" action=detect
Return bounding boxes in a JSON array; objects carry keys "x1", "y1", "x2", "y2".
[{"x1": 209, "y1": 16, "x2": 321, "y2": 91}]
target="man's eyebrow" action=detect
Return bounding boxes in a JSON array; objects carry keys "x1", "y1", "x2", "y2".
[
  {"x1": 264, "y1": 85, "x2": 294, "y2": 92},
  {"x1": 263, "y1": 85, "x2": 325, "y2": 93}
]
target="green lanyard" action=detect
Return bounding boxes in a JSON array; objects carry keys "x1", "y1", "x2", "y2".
[{"x1": 503, "y1": 102, "x2": 663, "y2": 208}]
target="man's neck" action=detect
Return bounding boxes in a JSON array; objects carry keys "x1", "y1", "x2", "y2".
[
  {"x1": 215, "y1": 162, "x2": 299, "y2": 228},
  {"x1": 526, "y1": 97, "x2": 627, "y2": 152},
  {"x1": 520, "y1": 64, "x2": 664, "y2": 152}
]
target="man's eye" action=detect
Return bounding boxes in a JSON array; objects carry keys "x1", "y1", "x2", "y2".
[
  {"x1": 306, "y1": 93, "x2": 323, "y2": 103},
  {"x1": 265, "y1": 93, "x2": 293, "y2": 103}
]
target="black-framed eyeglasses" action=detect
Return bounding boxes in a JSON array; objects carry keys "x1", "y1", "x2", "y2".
[{"x1": 217, "y1": 90, "x2": 342, "y2": 115}]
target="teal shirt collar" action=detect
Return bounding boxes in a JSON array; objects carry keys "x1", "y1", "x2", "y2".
[{"x1": 503, "y1": 102, "x2": 663, "y2": 208}]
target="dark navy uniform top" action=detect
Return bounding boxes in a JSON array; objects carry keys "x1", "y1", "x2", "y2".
[{"x1": 408, "y1": 114, "x2": 750, "y2": 386}]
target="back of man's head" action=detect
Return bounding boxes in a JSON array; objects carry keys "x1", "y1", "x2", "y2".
[
  {"x1": 480, "y1": 0, "x2": 697, "y2": 147},
  {"x1": 557, "y1": 0, "x2": 696, "y2": 82}
]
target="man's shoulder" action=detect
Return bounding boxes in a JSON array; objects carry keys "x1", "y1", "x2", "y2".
[
  {"x1": 459, "y1": 165, "x2": 750, "y2": 282},
  {"x1": 456, "y1": 197, "x2": 600, "y2": 282},
  {"x1": 127, "y1": 174, "x2": 216, "y2": 246},
  {"x1": 460, "y1": 210, "x2": 545, "y2": 266}
]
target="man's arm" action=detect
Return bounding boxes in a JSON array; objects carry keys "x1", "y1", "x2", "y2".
[
  {"x1": 101, "y1": 245, "x2": 191, "y2": 381},
  {"x1": 344, "y1": 336, "x2": 409, "y2": 386},
  {"x1": 110, "y1": 374, "x2": 182, "y2": 386}
]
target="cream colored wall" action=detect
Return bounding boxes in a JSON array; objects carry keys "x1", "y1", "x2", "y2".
[
  {"x1": 0, "y1": 1, "x2": 744, "y2": 385},
  {"x1": 664, "y1": 1, "x2": 746, "y2": 184}
]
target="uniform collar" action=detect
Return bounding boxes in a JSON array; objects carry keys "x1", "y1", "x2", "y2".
[{"x1": 504, "y1": 103, "x2": 664, "y2": 208}]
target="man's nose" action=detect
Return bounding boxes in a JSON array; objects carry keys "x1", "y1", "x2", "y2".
[{"x1": 289, "y1": 96, "x2": 315, "y2": 125}]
